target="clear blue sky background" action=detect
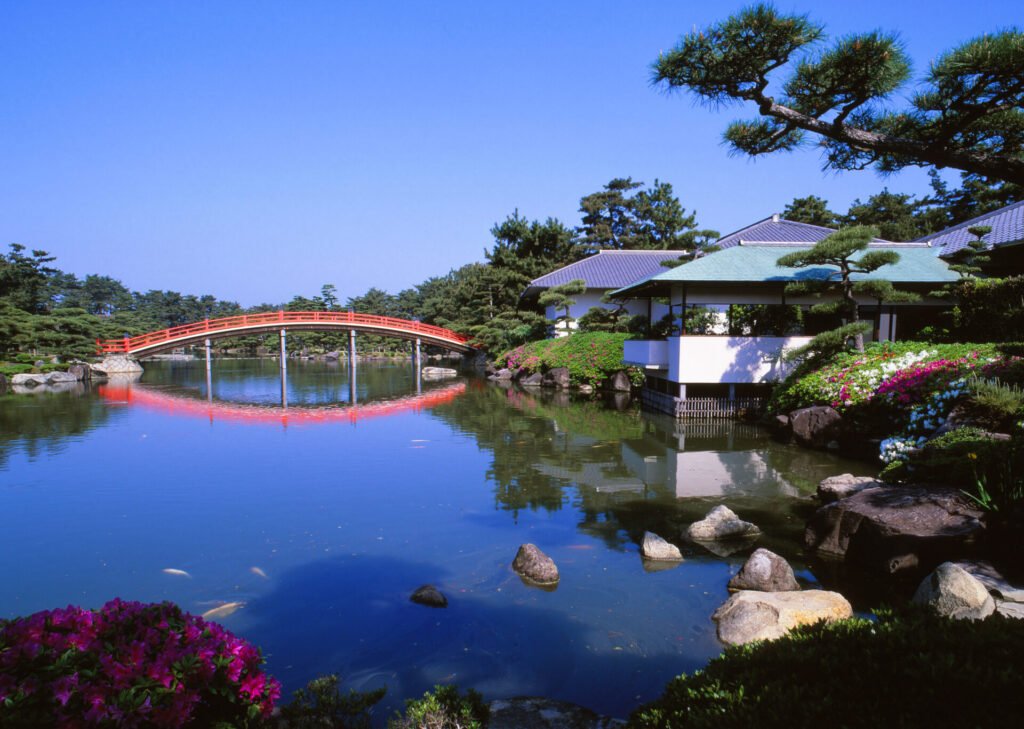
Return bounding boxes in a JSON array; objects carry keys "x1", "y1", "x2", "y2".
[{"x1": 1, "y1": 1, "x2": 1018, "y2": 306}]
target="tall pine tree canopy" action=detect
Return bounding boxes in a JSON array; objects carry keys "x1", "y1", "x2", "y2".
[{"x1": 653, "y1": 3, "x2": 1024, "y2": 184}]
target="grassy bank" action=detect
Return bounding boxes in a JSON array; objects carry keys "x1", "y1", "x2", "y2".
[{"x1": 499, "y1": 332, "x2": 643, "y2": 387}]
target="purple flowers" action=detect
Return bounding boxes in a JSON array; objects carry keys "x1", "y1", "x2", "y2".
[{"x1": 0, "y1": 599, "x2": 280, "y2": 727}]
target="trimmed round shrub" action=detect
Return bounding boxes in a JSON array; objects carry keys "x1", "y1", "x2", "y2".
[
  {"x1": 629, "y1": 609, "x2": 1024, "y2": 729},
  {"x1": 0, "y1": 599, "x2": 280, "y2": 727}
]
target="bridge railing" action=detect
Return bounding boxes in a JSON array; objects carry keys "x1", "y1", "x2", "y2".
[{"x1": 97, "y1": 311, "x2": 472, "y2": 354}]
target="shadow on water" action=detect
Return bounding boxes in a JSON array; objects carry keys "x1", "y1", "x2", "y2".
[
  {"x1": 242, "y1": 553, "x2": 709, "y2": 723},
  {"x1": 0, "y1": 386, "x2": 115, "y2": 468}
]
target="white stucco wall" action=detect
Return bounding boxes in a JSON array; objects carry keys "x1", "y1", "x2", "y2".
[{"x1": 669, "y1": 335, "x2": 813, "y2": 384}]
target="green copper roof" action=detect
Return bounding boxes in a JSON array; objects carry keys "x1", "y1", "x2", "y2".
[{"x1": 613, "y1": 243, "x2": 958, "y2": 296}]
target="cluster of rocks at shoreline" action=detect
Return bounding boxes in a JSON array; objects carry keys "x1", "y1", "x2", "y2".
[{"x1": 484, "y1": 364, "x2": 633, "y2": 394}]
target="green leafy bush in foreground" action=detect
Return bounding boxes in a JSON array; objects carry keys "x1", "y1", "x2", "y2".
[
  {"x1": 501, "y1": 333, "x2": 643, "y2": 387},
  {"x1": 389, "y1": 684, "x2": 489, "y2": 729},
  {"x1": 630, "y1": 609, "x2": 1024, "y2": 729}
]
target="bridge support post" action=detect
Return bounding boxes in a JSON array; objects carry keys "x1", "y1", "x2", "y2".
[
  {"x1": 414, "y1": 338, "x2": 422, "y2": 394},
  {"x1": 205, "y1": 338, "x2": 212, "y2": 402},
  {"x1": 349, "y1": 329, "x2": 357, "y2": 405},
  {"x1": 280, "y1": 329, "x2": 288, "y2": 408}
]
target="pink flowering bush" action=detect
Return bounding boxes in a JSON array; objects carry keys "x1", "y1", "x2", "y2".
[
  {"x1": 0, "y1": 599, "x2": 280, "y2": 728},
  {"x1": 499, "y1": 333, "x2": 643, "y2": 387}
]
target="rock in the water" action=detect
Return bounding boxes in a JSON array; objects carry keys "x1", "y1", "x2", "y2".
[
  {"x1": 409, "y1": 584, "x2": 448, "y2": 608},
  {"x1": 728, "y1": 548, "x2": 800, "y2": 592},
  {"x1": 11, "y1": 373, "x2": 48, "y2": 387},
  {"x1": 421, "y1": 367, "x2": 457, "y2": 380},
  {"x1": 489, "y1": 368, "x2": 513, "y2": 381},
  {"x1": 67, "y1": 364, "x2": 91, "y2": 381},
  {"x1": 804, "y1": 485, "x2": 985, "y2": 573},
  {"x1": 641, "y1": 532, "x2": 683, "y2": 562},
  {"x1": 577, "y1": 384, "x2": 594, "y2": 394},
  {"x1": 520, "y1": 372, "x2": 544, "y2": 387},
  {"x1": 603, "y1": 370, "x2": 632, "y2": 393},
  {"x1": 92, "y1": 355, "x2": 144, "y2": 375},
  {"x1": 817, "y1": 473, "x2": 882, "y2": 503},
  {"x1": 789, "y1": 406, "x2": 842, "y2": 448},
  {"x1": 954, "y1": 560, "x2": 1024, "y2": 603},
  {"x1": 323, "y1": 351, "x2": 340, "y2": 360},
  {"x1": 687, "y1": 505, "x2": 761, "y2": 541},
  {"x1": 913, "y1": 562, "x2": 994, "y2": 620},
  {"x1": 712, "y1": 590, "x2": 853, "y2": 646},
  {"x1": 512, "y1": 544, "x2": 559, "y2": 586},
  {"x1": 542, "y1": 367, "x2": 571, "y2": 389},
  {"x1": 46, "y1": 371, "x2": 78, "y2": 384},
  {"x1": 488, "y1": 698, "x2": 625, "y2": 729}
]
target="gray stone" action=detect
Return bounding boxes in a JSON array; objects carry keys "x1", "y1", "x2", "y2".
[
  {"x1": 577, "y1": 384, "x2": 594, "y2": 394},
  {"x1": 712, "y1": 590, "x2": 853, "y2": 646},
  {"x1": 46, "y1": 371, "x2": 78, "y2": 384},
  {"x1": 490, "y1": 368, "x2": 513, "y2": 381},
  {"x1": 323, "y1": 351, "x2": 340, "y2": 360},
  {"x1": 789, "y1": 406, "x2": 842, "y2": 449},
  {"x1": 604, "y1": 370, "x2": 632, "y2": 393},
  {"x1": 641, "y1": 531, "x2": 683, "y2": 562},
  {"x1": 913, "y1": 562, "x2": 994, "y2": 620},
  {"x1": 728, "y1": 548, "x2": 800, "y2": 592},
  {"x1": 520, "y1": 372, "x2": 544, "y2": 387},
  {"x1": 687, "y1": 505, "x2": 761, "y2": 541},
  {"x1": 818, "y1": 473, "x2": 882, "y2": 503},
  {"x1": 488, "y1": 698, "x2": 625, "y2": 729},
  {"x1": 421, "y1": 367, "x2": 457, "y2": 379},
  {"x1": 542, "y1": 367, "x2": 571, "y2": 389},
  {"x1": 409, "y1": 584, "x2": 448, "y2": 608},
  {"x1": 953, "y1": 560, "x2": 1024, "y2": 603},
  {"x1": 804, "y1": 485, "x2": 985, "y2": 573},
  {"x1": 67, "y1": 364, "x2": 91, "y2": 381},
  {"x1": 11, "y1": 373, "x2": 48, "y2": 387},
  {"x1": 995, "y1": 601, "x2": 1024, "y2": 619},
  {"x1": 512, "y1": 543, "x2": 559, "y2": 586}
]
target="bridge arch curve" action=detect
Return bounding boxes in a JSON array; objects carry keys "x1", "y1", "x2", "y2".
[{"x1": 97, "y1": 311, "x2": 474, "y2": 357}]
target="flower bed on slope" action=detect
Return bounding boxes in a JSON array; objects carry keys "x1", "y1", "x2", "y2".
[{"x1": 500, "y1": 333, "x2": 644, "y2": 388}]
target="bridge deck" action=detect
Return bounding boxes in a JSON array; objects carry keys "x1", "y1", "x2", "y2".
[{"x1": 97, "y1": 311, "x2": 473, "y2": 356}]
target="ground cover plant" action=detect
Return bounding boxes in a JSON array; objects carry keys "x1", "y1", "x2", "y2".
[
  {"x1": 0, "y1": 599, "x2": 280, "y2": 728},
  {"x1": 629, "y1": 609, "x2": 1024, "y2": 729},
  {"x1": 501, "y1": 332, "x2": 644, "y2": 387}
]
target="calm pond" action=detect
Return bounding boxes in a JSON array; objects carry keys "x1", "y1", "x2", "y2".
[{"x1": 1, "y1": 359, "x2": 875, "y2": 720}]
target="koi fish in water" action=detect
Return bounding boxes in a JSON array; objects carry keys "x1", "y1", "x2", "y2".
[
  {"x1": 201, "y1": 602, "x2": 245, "y2": 621},
  {"x1": 162, "y1": 568, "x2": 192, "y2": 578}
]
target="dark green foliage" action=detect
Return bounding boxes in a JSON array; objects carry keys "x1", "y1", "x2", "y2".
[
  {"x1": 578, "y1": 305, "x2": 633, "y2": 334},
  {"x1": 964, "y1": 444, "x2": 1024, "y2": 513},
  {"x1": 946, "y1": 225, "x2": 992, "y2": 279},
  {"x1": 950, "y1": 276, "x2": 1024, "y2": 342},
  {"x1": 842, "y1": 189, "x2": 929, "y2": 241},
  {"x1": 781, "y1": 322, "x2": 871, "y2": 369},
  {"x1": 389, "y1": 685, "x2": 488, "y2": 729},
  {"x1": 654, "y1": 4, "x2": 1024, "y2": 184},
  {"x1": 629, "y1": 608, "x2": 1024, "y2": 729},
  {"x1": 727, "y1": 304, "x2": 802, "y2": 336},
  {"x1": 578, "y1": 178, "x2": 718, "y2": 253},
  {"x1": 964, "y1": 376, "x2": 1024, "y2": 430},
  {"x1": 538, "y1": 279, "x2": 587, "y2": 330},
  {"x1": 277, "y1": 675, "x2": 385, "y2": 729},
  {"x1": 782, "y1": 195, "x2": 836, "y2": 227},
  {"x1": 888, "y1": 427, "x2": 1010, "y2": 489}
]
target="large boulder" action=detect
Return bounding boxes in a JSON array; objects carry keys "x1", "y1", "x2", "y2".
[
  {"x1": 954, "y1": 561, "x2": 1024, "y2": 619},
  {"x1": 804, "y1": 485, "x2": 985, "y2": 574},
  {"x1": 92, "y1": 355, "x2": 143, "y2": 376},
  {"x1": 489, "y1": 368, "x2": 513, "y2": 381},
  {"x1": 513, "y1": 544, "x2": 559, "y2": 586},
  {"x1": 542, "y1": 367, "x2": 571, "y2": 389},
  {"x1": 728, "y1": 548, "x2": 800, "y2": 592},
  {"x1": 409, "y1": 584, "x2": 448, "y2": 608},
  {"x1": 712, "y1": 590, "x2": 853, "y2": 646},
  {"x1": 817, "y1": 473, "x2": 882, "y2": 503},
  {"x1": 789, "y1": 406, "x2": 842, "y2": 449},
  {"x1": 687, "y1": 505, "x2": 761, "y2": 541},
  {"x1": 912, "y1": 562, "x2": 994, "y2": 620},
  {"x1": 67, "y1": 364, "x2": 91, "y2": 381},
  {"x1": 603, "y1": 370, "x2": 632, "y2": 393},
  {"x1": 47, "y1": 371, "x2": 79, "y2": 384},
  {"x1": 520, "y1": 372, "x2": 544, "y2": 387},
  {"x1": 421, "y1": 367, "x2": 457, "y2": 380},
  {"x1": 641, "y1": 532, "x2": 683, "y2": 562},
  {"x1": 11, "y1": 373, "x2": 48, "y2": 387},
  {"x1": 323, "y1": 351, "x2": 340, "y2": 361}
]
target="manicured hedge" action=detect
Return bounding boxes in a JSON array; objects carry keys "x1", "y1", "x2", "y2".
[
  {"x1": 629, "y1": 609, "x2": 1024, "y2": 729},
  {"x1": 501, "y1": 333, "x2": 643, "y2": 387}
]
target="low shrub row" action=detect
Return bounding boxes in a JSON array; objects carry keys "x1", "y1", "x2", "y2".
[{"x1": 500, "y1": 332, "x2": 644, "y2": 387}]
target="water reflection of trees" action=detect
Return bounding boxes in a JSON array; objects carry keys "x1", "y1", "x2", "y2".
[
  {"x1": 431, "y1": 384, "x2": 868, "y2": 550},
  {"x1": 0, "y1": 388, "x2": 113, "y2": 467}
]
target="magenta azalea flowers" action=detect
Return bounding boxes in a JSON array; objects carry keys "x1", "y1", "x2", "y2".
[{"x1": 0, "y1": 598, "x2": 280, "y2": 727}]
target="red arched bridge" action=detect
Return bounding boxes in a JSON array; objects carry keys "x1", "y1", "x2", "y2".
[{"x1": 96, "y1": 311, "x2": 474, "y2": 357}]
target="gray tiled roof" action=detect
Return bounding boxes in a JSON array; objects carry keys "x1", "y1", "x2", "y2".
[
  {"x1": 526, "y1": 250, "x2": 685, "y2": 291},
  {"x1": 916, "y1": 200, "x2": 1024, "y2": 256},
  {"x1": 715, "y1": 215, "x2": 838, "y2": 248}
]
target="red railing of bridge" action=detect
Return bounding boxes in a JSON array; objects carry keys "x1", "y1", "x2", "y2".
[{"x1": 96, "y1": 311, "x2": 472, "y2": 354}]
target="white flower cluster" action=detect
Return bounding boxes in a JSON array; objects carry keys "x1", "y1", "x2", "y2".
[
  {"x1": 825, "y1": 349, "x2": 938, "y2": 405},
  {"x1": 905, "y1": 380, "x2": 965, "y2": 436},
  {"x1": 880, "y1": 436, "x2": 926, "y2": 464}
]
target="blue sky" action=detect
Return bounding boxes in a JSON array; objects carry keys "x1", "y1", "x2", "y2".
[{"x1": 1, "y1": 1, "x2": 1018, "y2": 306}]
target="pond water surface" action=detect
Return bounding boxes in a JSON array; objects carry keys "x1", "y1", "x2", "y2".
[{"x1": 0, "y1": 359, "x2": 875, "y2": 721}]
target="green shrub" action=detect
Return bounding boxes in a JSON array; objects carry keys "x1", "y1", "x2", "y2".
[
  {"x1": 962, "y1": 443, "x2": 1024, "y2": 513},
  {"x1": 629, "y1": 609, "x2": 1024, "y2": 729},
  {"x1": 389, "y1": 685, "x2": 489, "y2": 729},
  {"x1": 278, "y1": 675, "x2": 385, "y2": 728},
  {"x1": 501, "y1": 333, "x2": 643, "y2": 387},
  {"x1": 899, "y1": 427, "x2": 1010, "y2": 487},
  {"x1": 952, "y1": 276, "x2": 1024, "y2": 342},
  {"x1": 963, "y1": 376, "x2": 1024, "y2": 431}
]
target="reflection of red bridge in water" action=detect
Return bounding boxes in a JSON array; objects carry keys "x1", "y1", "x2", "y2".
[
  {"x1": 97, "y1": 382, "x2": 467, "y2": 426},
  {"x1": 96, "y1": 311, "x2": 474, "y2": 356}
]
